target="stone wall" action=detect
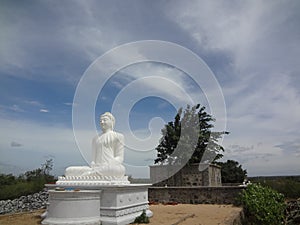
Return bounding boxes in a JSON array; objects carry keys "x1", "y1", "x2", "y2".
[
  {"x1": 150, "y1": 163, "x2": 222, "y2": 187},
  {"x1": 0, "y1": 191, "x2": 48, "y2": 215},
  {"x1": 149, "y1": 186, "x2": 245, "y2": 204}
]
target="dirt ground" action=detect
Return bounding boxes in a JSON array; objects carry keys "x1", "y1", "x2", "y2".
[
  {"x1": 0, "y1": 209, "x2": 44, "y2": 225},
  {"x1": 0, "y1": 204, "x2": 242, "y2": 225}
]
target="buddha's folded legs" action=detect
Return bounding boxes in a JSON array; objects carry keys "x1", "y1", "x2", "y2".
[
  {"x1": 65, "y1": 166, "x2": 92, "y2": 177},
  {"x1": 64, "y1": 164, "x2": 125, "y2": 177}
]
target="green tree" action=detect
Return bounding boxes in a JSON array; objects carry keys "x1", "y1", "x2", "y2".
[
  {"x1": 217, "y1": 160, "x2": 247, "y2": 183},
  {"x1": 24, "y1": 159, "x2": 54, "y2": 182},
  {"x1": 154, "y1": 104, "x2": 228, "y2": 165},
  {"x1": 41, "y1": 158, "x2": 54, "y2": 182}
]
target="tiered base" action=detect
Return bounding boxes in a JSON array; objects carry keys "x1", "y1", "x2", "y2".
[
  {"x1": 56, "y1": 175, "x2": 130, "y2": 186},
  {"x1": 99, "y1": 185, "x2": 152, "y2": 225},
  {"x1": 41, "y1": 190, "x2": 101, "y2": 225},
  {"x1": 42, "y1": 184, "x2": 152, "y2": 225}
]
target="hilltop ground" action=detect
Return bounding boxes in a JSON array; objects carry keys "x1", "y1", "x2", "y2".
[{"x1": 0, "y1": 204, "x2": 242, "y2": 225}]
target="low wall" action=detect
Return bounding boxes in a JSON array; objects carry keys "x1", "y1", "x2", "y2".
[{"x1": 149, "y1": 186, "x2": 245, "y2": 204}]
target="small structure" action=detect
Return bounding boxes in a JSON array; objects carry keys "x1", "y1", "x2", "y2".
[
  {"x1": 150, "y1": 163, "x2": 222, "y2": 187},
  {"x1": 149, "y1": 164, "x2": 246, "y2": 205}
]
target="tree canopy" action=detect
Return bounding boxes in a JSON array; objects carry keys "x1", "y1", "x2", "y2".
[
  {"x1": 217, "y1": 160, "x2": 247, "y2": 183},
  {"x1": 154, "y1": 104, "x2": 228, "y2": 165}
]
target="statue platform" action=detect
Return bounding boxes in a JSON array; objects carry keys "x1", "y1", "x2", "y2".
[{"x1": 42, "y1": 183, "x2": 153, "y2": 225}]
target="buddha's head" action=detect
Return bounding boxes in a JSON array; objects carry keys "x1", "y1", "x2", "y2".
[{"x1": 100, "y1": 112, "x2": 115, "y2": 132}]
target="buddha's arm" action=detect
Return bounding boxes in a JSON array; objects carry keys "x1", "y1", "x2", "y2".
[
  {"x1": 91, "y1": 136, "x2": 97, "y2": 164},
  {"x1": 114, "y1": 133, "x2": 124, "y2": 163}
]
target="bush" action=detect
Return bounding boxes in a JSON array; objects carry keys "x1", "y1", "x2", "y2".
[
  {"x1": 0, "y1": 174, "x2": 17, "y2": 185},
  {"x1": 240, "y1": 183, "x2": 285, "y2": 225},
  {"x1": 285, "y1": 199, "x2": 300, "y2": 225},
  {"x1": 0, "y1": 159, "x2": 56, "y2": 200},
  {"x1": 133, "y1": 210, "x2": 149, "y2": 224},
  {"x1": 0, "y1": 177, "x2": 49, "y2": 200}
]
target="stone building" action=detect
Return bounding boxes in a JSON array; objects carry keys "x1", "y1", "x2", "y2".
[{"x1": 150, "y1": 163, "x2": 222, "y2": 187}]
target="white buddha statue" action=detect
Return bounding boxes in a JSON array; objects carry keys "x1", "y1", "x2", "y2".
[{"x1": 65, "y1": 112, "x2": 125, "y2": 178}]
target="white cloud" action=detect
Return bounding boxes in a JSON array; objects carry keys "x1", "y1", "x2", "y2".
[
  {"x1": 167, "y1": 1, "x2": 300, "y2": 74},
  {"x1": 10, "y1": 104, "x2": 25, "y2": 112},
  {"x1": 64, "y1": 102, "x2": 78, "y2": 107},
  {"x1": 40, "y1": 109, "x2": 49, "y2": 113},
  {"x1": 0, "y1": 104, "x2": 25, "y2": 113},
  {"x1": 224, "y1": 73, "x2": 300, "y2": 143},
  {"x1": 221, "y1": 140, "x2": 300, "y2": 176},
  {"x1": 119, "y1": 62, "x2": 205, "y2": 106},
  {"x1": 0, "y1": 118, "x2": 85, "y2": 175},
  {"x1": 0, "y1": 1, "x2": 129, "y2": 83},
  {"x1": 23, "y1": 100, "x2": 44, "y2": 107}
]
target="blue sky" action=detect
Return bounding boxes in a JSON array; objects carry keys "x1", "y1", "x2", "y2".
[{"x1": 1, "y1": 1, "x2": 300, "y2": 178}]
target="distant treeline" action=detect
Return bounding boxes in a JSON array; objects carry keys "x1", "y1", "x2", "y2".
[
  {"x1": 249, "y1": 175, "x2": 300, "y2": 182},
  {"x1": 128, "y1": 177, "x2": 151, "y2": 184},
  {"x1": 249, "y1": 175, "x2": 300, "y2": 199},
  {"x1": 0, "y1": 159, "x2": 56, "y2": 200}
]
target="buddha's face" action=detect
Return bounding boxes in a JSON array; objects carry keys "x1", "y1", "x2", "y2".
[{"x1": 100, "y1": 115, "x2": 113, "y2": 131}]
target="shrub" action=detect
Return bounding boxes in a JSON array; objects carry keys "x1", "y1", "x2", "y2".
[
  {"x1": 133, "y1": 210, "x2": 149, "y2": 224},
  {"x1": 240, "y1": 183, "x2": 285, "y2": 225},
  {"x1": 0, "y1": 179, "x2": 47, "y2": 200},
  {"x1": 285, "y1": 199, "x2": 300, "y2": 225},
  {"x1": 0, "y1": 174, "x2": 17, "y2": 185}
]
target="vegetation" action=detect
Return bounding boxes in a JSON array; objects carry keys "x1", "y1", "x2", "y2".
[
  {"x1": 0, "y1": 159, "x2": 56, "y2": 200},
  {"x1": 132, "y1": 210, "x2": 150, "y2": 224},
  {"x1": 285, "y1": 199, "x2": 300, "y2": 225},
  {"x1": 217, "y1": 160, "x2": 247, "y2": 183},
  {"x1": 239, "y1": 183, "x2": 285, "y2": 225},
  {"x1": 250, "y1": 176, "x2": 300, "y2": 199},
  {"x1": 155, "y1": 104, "x2": 228, "y2": 165}
]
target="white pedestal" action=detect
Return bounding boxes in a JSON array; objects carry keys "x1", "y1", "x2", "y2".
[
  {"x1": 42, "y1": 190, "x2": 101, "y2": 225},
  {"x1": 99, "y1": 185, "x2": 153, "y2": 225},
  {"x1": 42, "y1": 184, "x2": 152, "y2": 225}
]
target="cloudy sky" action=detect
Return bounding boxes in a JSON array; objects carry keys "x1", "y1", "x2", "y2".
[{"x1": 1, "y1": 0, "x2": 300, "y2": 178}]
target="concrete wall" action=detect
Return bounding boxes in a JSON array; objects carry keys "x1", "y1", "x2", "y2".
[
  {"x1": 149, "y1": 186, "x2": 245, "y2": 204},
  {"x1": 150, "y1": 164, "x2": 222, "y2": 187}
]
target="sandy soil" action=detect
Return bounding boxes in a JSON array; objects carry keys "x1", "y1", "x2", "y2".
[
  {"x1": 0, "y1": 204, "x2": 242, "y2": 225},
  {"x1": 0, "y1": 209, "x2": 44, "y2": 225},
  {"x1": 143, "y1": 204, "x2": 242, "y2": 225}
]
